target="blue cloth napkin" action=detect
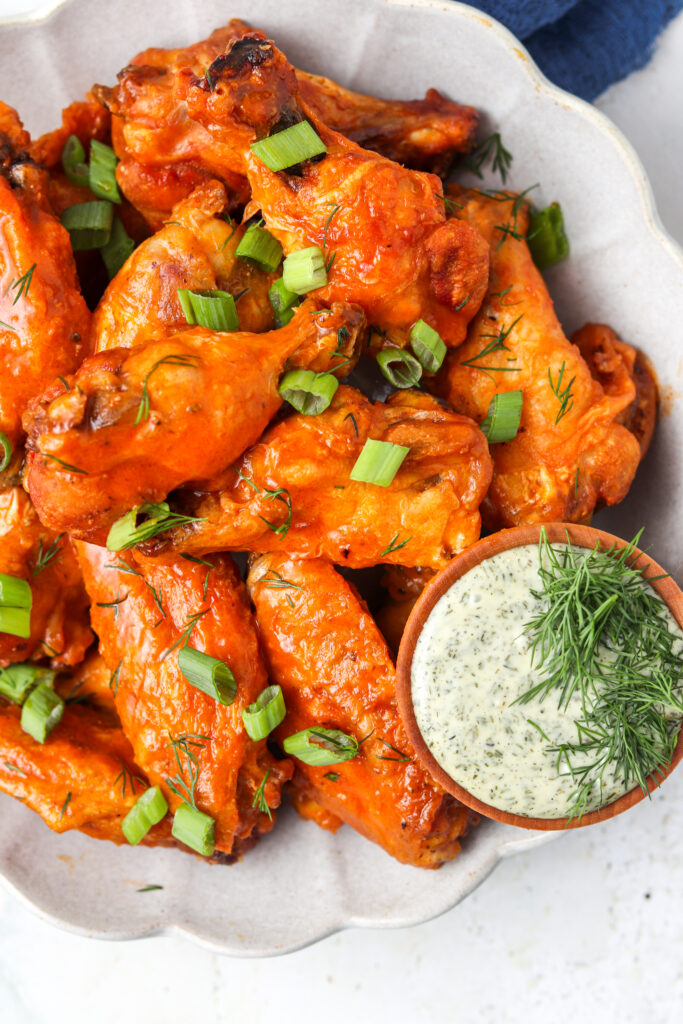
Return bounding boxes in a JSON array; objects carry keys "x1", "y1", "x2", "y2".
[{"x1": 468, "y1": 0, "x2": 683, "y2": 99}]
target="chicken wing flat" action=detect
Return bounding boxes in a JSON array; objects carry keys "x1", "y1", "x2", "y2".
[
  {"x1": 93, "y1": 20, "x2": 478, "y2": 227},
  {"x1": 431, "y1": 189, "x2": 641, "y2": 528},
  {"x1": 0, "y1": 102, "x2": 91, "y2": 463},
  {"x1": 23, "y1": 301, "x2": 364, "y2": 542},
  {"x1": 0, "y1": 654, "x2": 173, "y2": 846},
  {"x1": 248, "y1": 553, "x2": 471, "y2": 868},
  {"x1": 92, "y1": 181, "x2": 275, "y2": 351},
  {"x1": 573, "y1": 322, "x2": 658, "y2": 458},
  {"x1": 155, "y1": 385, "x2": 492, "y2": 569},
  {"x1": 0, "y1": 487, "x2": 92, "y2": 668},
  {"x1": 77, "y1": 543, "x2": 293, "y2": 858}
]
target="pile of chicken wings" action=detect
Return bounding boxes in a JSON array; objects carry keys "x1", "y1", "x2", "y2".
[{"x1": 0, "y1": 20, "x2": 655, "y2": 868}]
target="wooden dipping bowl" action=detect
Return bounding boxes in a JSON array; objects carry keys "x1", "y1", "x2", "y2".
[{"x1": 395, "y1": 523, "x2": 683, "y2": 830}]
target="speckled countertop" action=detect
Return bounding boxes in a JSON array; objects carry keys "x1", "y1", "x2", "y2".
[{"x1": 1, "y1": 5, "x2": 682, "y2": 1022}]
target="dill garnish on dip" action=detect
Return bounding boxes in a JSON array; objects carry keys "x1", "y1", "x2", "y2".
[{"x1": 410, "y1": 530, "x2": 683, "y2": 820}]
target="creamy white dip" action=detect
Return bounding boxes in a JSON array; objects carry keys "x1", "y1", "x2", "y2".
[{"x1": 411, "y1": 543, "x2": 683, "y2": 818}]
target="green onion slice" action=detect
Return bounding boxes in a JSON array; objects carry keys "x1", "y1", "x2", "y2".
[
  {"x1": 0, "y1": 573, "x2": 31, "y2": 610},
  {"x1": 101, "y1": 216, "x2": 135, "y2": 278},
  {"x1": 0, "y1": 432, "x2": 12, "y2": 472},
  {"x1": 88, "y1": 139, "x2": 122, "y2": 204},
  {"x1": 528, "y1": 202, "x2": 569, "y2": 270},
  {"x1": 376, "y1": 349, "x2": 423, "y2": 389},
  {"x1": 480, "y1": 390, "x2": 523, "y2": 443},
  {"x1": 171, "y1": 803, "x2": 216, "y2": 856},
  {"x1": 410, "y1": 320, "x2": 447, "y2": 374},
  {"x1": 283, "y1": 727, "x2": 358, "y2": 766},
  {"x1": 250, "y1": 121, "x2": 327, "y2": 172},
  {"x1": 61, "y1": 134, "x2": 89, "y2": 188},
  {"x1": 278, "y1": 369, "x2": 338, "y2": 415},
  {"x1": 235, "y1": 224, "x2": 283, "y2": 272},
  {"x1": 0, "y1": 664, "x2": 54, "y2": 705},
  {"x1": 241, "y1": 685, "x2": 286, "y2": 741},
  {"x1": 121, "y1": 786, "x2": 169, "y2": 846},
  {"x1": 177, "y1": 646, "x2": 236, "y2": 706},
  {"x1": 274, "y1": 307, "x2": 295, "y2": 329},
  {"x1": 282, "y1": 246, "x2": 327, "y2": 295},
  {"x1": 105, "y1": 501, "x2": 198, "y2": 552},
  {"x1": 176, "y1": 288, "x2": 240, "y2": 332},
  {"x1": 269, "y1": 276, "x2": 298, "y2": 316},
  {"x1": 61, "y1": 201, "x2": 114, "y2": 250},
  {"x1": 350, "y1": 439, "x2": 410, "y2": 487},
  {"x1": 21, "y1": 682, "x2": 64, "y2": 744},
  {"x1": 0, "y1": 607, "x2": 31, "y2": 639}
]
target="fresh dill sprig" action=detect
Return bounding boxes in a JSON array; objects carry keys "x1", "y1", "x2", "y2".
[
  {"x1": 255, "y1": 568, "x2": 303, "y2": 609},
  {"x1": 32, "y1": 533, "x2": 64, "y2": 576},
  {"x1": 108, "y1": 660, "x2": 122, "y2": 696},
  {"x1": 252, "y1": 769, "x2": 272, "y2": 821},
  {"x1": 548, "y1": 361, "x2": 576, "y2": 424},
  {"x1": 136, "y1": 353, "x2": 201, "y2": 424},
  {"x1": 381, "y1": 534, "x2": 412, "y2": 558},
  {"x1": 160, "y1": 607, "x2": 210, "y2": 662},
  {"x1": 59, "y1": 792, "x2": 72, "y2": 820},
  {"x1": 115, "y1": 763, "x2": 144, "y2": 799},
  {"x1": 42, "y1": 453, "x2": 88, "y2": 475},
  {"x1": 516, "y1": 529, "x2": 683, "y2": 819},
  {"x1": 460, "y1": 314, "x2": 524, "y2": 378},
  {"x1": 8, "y1": 263, "x2": 36, "y2": 305},
  {"x1": 95, "y1": 594, "x2": 128, "y2": 620},
  {"x1": 461, "y1": 133, "x2": 513, "y2": 183},
  {"x1": 166, "y1": 732, "x2": 209, "y2": 809},
  {"x1": 375, "y1": 738, "x2": 411, "y2": 763},
  {"x1": 232, "y1": 468, "x2": 293, "y2": 539},
  {"x1": 4, "y1": 761, "x2": 26, "y2": 776}
]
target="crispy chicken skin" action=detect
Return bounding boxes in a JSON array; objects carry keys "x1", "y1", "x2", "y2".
[
  {"x1": 77, "y1": 543, "x2": 293, "y2": 857},
  {"x1": 93, "y1": 181, "x2": 275, "y2": 351},
  {"x1": 0, "y1": 487, "x2": 92, "y2": 668},
  {"x1": 0, "y1": 102, "x2": 91, "y2": 459},
  {"x1": 23, "y1": 301, "x2": 364, "y2": 542},
  {"x1": 376, "y1": 566, "x2": 436, "y2": 654},
  {"x1": 158, "y1": 385, "x2": 492, "y2": 569},
  {"x1": 248, "y1": 553, "x2": 471, "y2": 868},
  {"x1": 96, "y1": 30, "x2": 488, "y2": 344},
  {"x1": 431, "y1": 190, "x2": 641, "y2": 529},
  {"x1": 0, "y1": 654, "x2": 174, "y2": 846},
  {"x1": 573, "y1": 322, "x2": 658, "y2": 458},
  {"x1": 94, "y1": 20, "x2": 478, "y2": 227}
]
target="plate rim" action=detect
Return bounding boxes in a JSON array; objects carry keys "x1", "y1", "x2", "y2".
[{"x1": 0, "y1": 0, "x2": 680, "y2": 956}]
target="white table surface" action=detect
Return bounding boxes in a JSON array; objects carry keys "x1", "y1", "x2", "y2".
[{"x1": 1, "y1": 4, "x2": 682, "y2": 1022}]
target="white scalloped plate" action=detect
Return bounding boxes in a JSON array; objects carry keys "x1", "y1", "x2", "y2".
[{"x1": 0, "y1": 0, "x2": 681, "y2": 957}]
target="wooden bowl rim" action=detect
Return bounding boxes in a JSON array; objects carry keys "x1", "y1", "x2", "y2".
[{"x1": 395, "y1": 522, "x2": 683, "y2": 831}]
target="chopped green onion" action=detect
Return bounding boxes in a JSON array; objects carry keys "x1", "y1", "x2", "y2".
[
  {"x1": 171, "y1": 803, "x2": 215, "y2": 856},
  {"x1": 177, "y1": 646, "x2": 236, "y2": 706},
  {"x1": 274, "y1": 307, "x2": 295, "y2": 328},
  {"x1": 251, "y1": 121, "x2": 327, "y2": 172},
  {"x1": 61, "y1": 201, "x2": 114, "y2": 250},
  {"x1": 269, "y1": 277, "x2": 299, "y2": 327},
  {"x1": 278, "y1": 369, "x2": 338, "y2": 415},
  {"x1": 176, "y1": 288, "x2": 240, "y2": 331},
  {"x1": 283, "y1": 727, "x2": 358, "y2": 766},
  {"x1": 528, "y1": 202, "x2": 569, "y2": 269},
  {"x1": 410, "y1": 320, "x2": 447, "y2": 374},
  {"x1": 88, "y1": 139, "x2": 122, "y2": 203},
  {"x1": 376, "y1": 349, "x2": 422, "y2": 389},
  {"x1": 0, "y1": 606, "x2": 31, "y2": 638},
  {"x1": 0, "y1": 664, "x2": 53, "y2": 705},
  {"x1": 235, "y1": 224, "x2": 283, "y2": 272},
  {"x1": 121, "y1": 786, "x2": 169, "y2": 845},
  {"x1": 241, "y1": 685, "x2": 286, "y2": 741},
  {"x1": 106, "y1": 501, "x2": 201, "y2": 552},
  {"x1": 0, "y1": 432, "x2": 12, "y2": 472},
  {"x1": 101, "y1": 216, "x2": 135, "y2": 278},
  {"x1": 282, "y1": 247, "x2": 327, "y2": 295},
  {"x1": 350, "y1": 439, "x2": 410, "y2": 487},
  {"x1": 61, "y1": 134, "x2": 89, "y2": 188},
  {"x1": 480, "y1": 390, "x2": 523, "y2": 443},
  {"x1": 0, "y1": 573, "x2": 31, "y2": 609},
  {"x1": 21, "y1": 682, "x2": 64, "y2": 743}
]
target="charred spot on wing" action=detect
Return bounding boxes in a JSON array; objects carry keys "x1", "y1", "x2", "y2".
[{"x1": 209, "y1": 36, "x2": 274, "y2": 80}]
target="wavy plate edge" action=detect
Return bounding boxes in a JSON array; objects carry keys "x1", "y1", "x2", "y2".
[{"x1": 0, "y1": 0, "x2": 679, "y2": 955}]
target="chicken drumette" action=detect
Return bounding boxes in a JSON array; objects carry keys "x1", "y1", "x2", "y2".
[
  {"x1": 77, "y1": 543, "x2": 293, "y2": 859},
  {"x1": 248, "y1": 553, "x2": 472, "y2": 868}
]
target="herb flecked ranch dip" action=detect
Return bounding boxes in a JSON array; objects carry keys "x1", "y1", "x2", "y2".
[{"x1": 411, "y1": 541, "x2": 683, "y2": 819}]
